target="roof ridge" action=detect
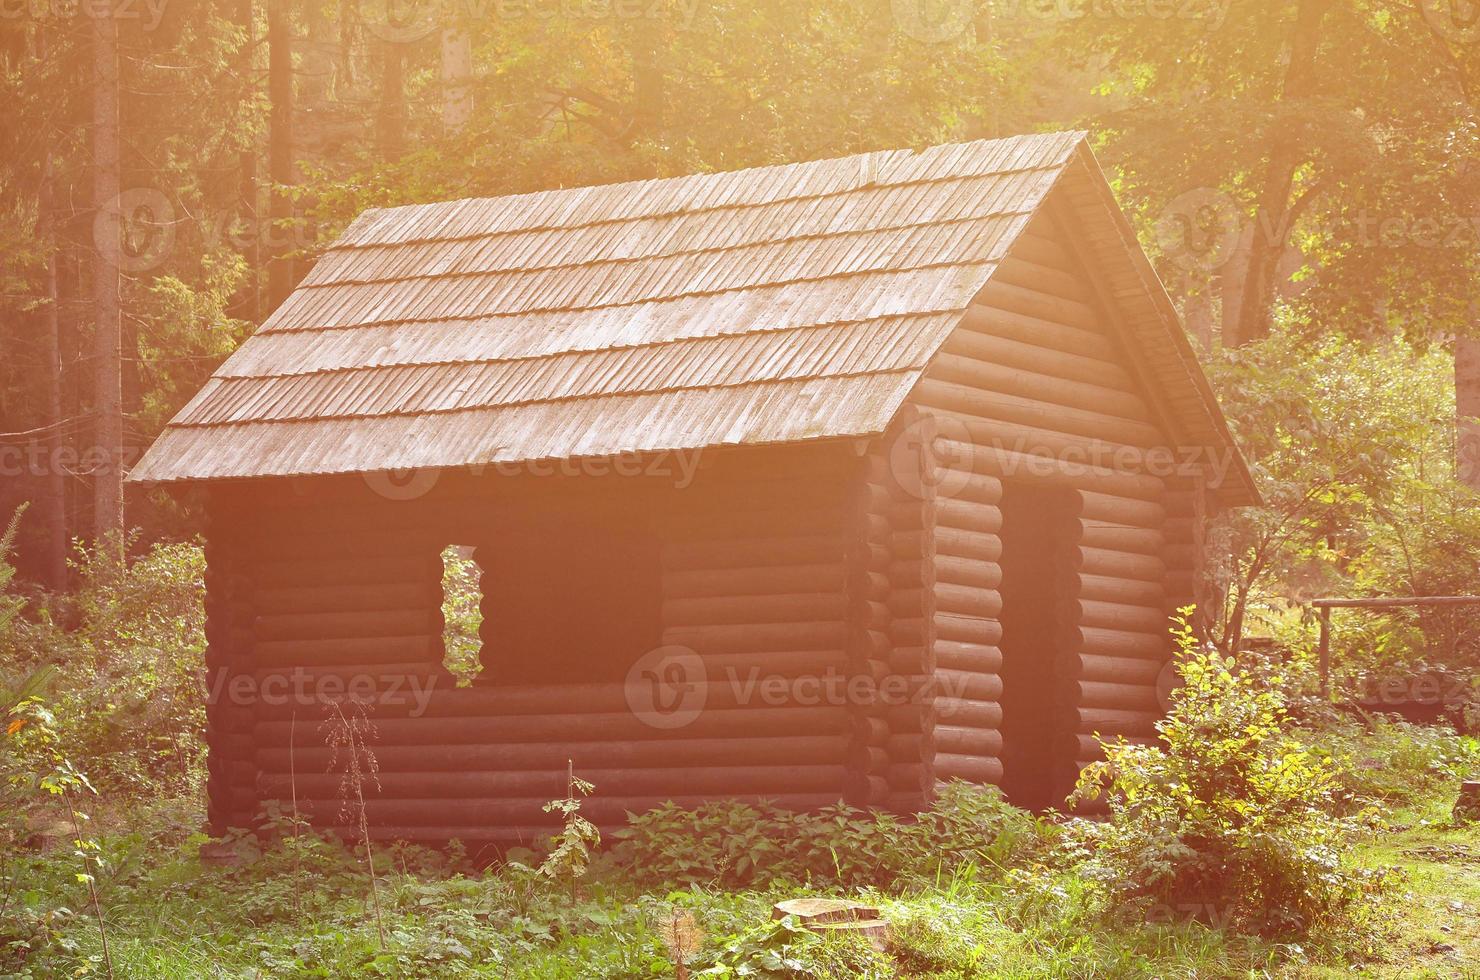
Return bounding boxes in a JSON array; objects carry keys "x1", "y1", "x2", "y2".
[
  {"x1": 338, "y1": 131, "x2": 1087, "y2": 249},
  {"x1": 323, "y1": 161, "x2": 1069, "y2": 257}
]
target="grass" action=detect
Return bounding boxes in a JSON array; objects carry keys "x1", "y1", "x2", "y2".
[
  {"x1": 3, "y1": 714, "x2": 1477, "y2": 978},
  {"x1": 2, "y1": 787, "x2": 1477, "y2": 979}
]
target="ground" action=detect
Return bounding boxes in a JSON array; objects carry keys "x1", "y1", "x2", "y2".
[{"x1": 3, "y1": 787, "x2": 1478, "y2": 979}]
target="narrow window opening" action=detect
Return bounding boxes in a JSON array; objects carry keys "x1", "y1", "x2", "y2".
[{"x1": 440, "y1": 544, "x2": 484, "y2": 687}]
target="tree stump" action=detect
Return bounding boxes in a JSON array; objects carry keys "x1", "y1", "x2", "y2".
[
  {"x1": 1454, "y1": 781, "x2": 1480, "y2": 825},
  {"x1": 772, "y1": 898, "x2": 890, "y2": 949}
]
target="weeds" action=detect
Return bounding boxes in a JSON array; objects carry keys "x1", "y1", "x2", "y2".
[{"x1": 322, "y1": 696, "x2": 385, "y2": 947}]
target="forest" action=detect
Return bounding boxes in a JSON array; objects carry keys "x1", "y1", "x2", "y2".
[{"x1": 2, "y1": 1, "x2": 1480, "y2": 976}]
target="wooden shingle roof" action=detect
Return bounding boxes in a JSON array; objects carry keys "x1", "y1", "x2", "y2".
[{"x1": 128, "y1": 131, "x2": 1254, "y2": 504}]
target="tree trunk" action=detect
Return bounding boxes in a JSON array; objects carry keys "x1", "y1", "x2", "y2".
[
  {"x1": 1182, "y1": 283, "x2": 1213, "y2": 351},
  {"x1": 232, "y1": 0, "x2": 260, "y2": 323},
  {"x1": 1232, "y1": 0, "x2": 1330, "y2": 346},
  {"x1": 91, "y1": 7, "x2": 124, "y2": 553},
  {"x1": 630, "y1": 15, "x2": 663, "y2": 145},
  {"x1": 36, "y1": 28, "x2": 68, "y2": 589},
  {"x1": 267, "y1": 0, "x2": 295, "y2": 312},
  {"x1": 441, "y1": 25, "x2": 472, "y2": 133},
  {"x1": 301, "y1": 0, "x2": 333, "y2": 105},
  {"x1": 378, "y1": 41, "x2": 407, "y2": 159},
  {"x1": 1458, "y1": 335, "x2": 1480, "y2": 490}
]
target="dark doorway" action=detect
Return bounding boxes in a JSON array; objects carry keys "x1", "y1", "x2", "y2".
[{"x1": 997, "y1": 481, "x2": 1074, "y2": 810}]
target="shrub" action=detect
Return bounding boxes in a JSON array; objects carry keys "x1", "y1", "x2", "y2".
[
  {"x1": 0, "y1": 531, "x2": 207, "y2": 798},
  {"x1": 613, "y1": 782, "x2": 1043, "y2": 891},
  {"x1": 1072, "y1": 613, "x2": 1392, "y2": 937}
]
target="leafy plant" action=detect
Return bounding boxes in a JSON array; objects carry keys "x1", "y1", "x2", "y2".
[
  {"x1": 39, "y1": 761, "x2": 113, "y2": 980},
  {"x1": 690, "y1": 915, "x2": 891, "y2": 980},
  {"x1": 615, "y1": 783, "x2": 1043, "y2": 892},
  {"x1": 538, "y1": 761, "x2": 600, "y2": 902},
  {"x1": 1304, "y1": 712, "x2": 1480, "y2": 813},
  {"x1": 1073, "y1": 610, "x2": 1393, "y2": 937}
]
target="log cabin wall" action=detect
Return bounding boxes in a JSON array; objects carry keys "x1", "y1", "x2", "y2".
[
  {"x1": 203, "y1": 447, "x2": 903, "y2": 848},
  {"x1": 656, "y1": 448, "x2": 898, "y2": 812},
  {"x1": 208, "y1": 482, "x2": 450, "y2": 838},
  {"x1": 906, "y1": 207, "x2": 1212, "y2": 808}
]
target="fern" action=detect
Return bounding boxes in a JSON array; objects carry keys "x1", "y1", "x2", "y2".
[{"x1": 0, "y1": 503, "x2": 28, "y2": 636}]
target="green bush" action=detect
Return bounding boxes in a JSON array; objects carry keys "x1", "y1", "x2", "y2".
[
  {"x1": 1073, "y1": 615, "x2": 1393, "y2": 937},
  {"x1": 0, "y1": 527, "x2": 207, "y2": 798},
  {"x1": 613, "y1": 782, "x2": 1044, "y2": 891}
]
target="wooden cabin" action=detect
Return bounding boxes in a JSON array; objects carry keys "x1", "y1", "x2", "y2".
[{"x1": 129, "y1": 131, "x2": 1255, "y2": 848}]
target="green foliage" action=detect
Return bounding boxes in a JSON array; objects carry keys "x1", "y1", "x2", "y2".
[
  {"x1": 615, "y1": 782, "x2": 1044, "y2": 892},
  {"x1": 1062, "y1": 0, "x2": 1480, "y2": 347},
  {"x1": 1202, "y1": 331, "x2": 1480, "y2": 669},
  {"x1": 691, "y1": 916, "x2": 893, "y2": 979},
  {"x1": 535, "y1": 763, "x2": 600, "y2": 901},
  {"x1": 0, "y1": 535, "x2": 206, "y2": 798},
  {"x1": 438, "y1": 546, "x2": 483, "y2": 686},
  {"x1": 1074, "y1": 612, "x2": 1392, "y2": 937},
  {"x1": 0, "y1": 505, "x2": 26, "y2": 636},
  {"x1": 0, "y1": 766, "x2": 1472, "y2": 978}
]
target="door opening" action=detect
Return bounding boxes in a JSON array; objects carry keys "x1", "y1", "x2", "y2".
[{"x1": 997, "y1": 481, "x2": 1074, "y2": 810}]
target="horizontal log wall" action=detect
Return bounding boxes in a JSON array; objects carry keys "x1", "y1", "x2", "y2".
[
  {"x1": 1061, "y1": 495, "x2": 1168, "y2": 813},
  {"x1": 909, "y1": 212, "x2": 1192, "y2": 810},
  {"x1": 927, "y1": 451, "x2": 1005, "y2": 792},
  {"x1": 658, "y1": 458, "x2": 865, "y2": 812},
  {"x1": 204, "y1": 452, "x2": 874, "y2": 849},
  {"x1": 210, "y1": 487, "x2": 451, "y2": 832}
]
